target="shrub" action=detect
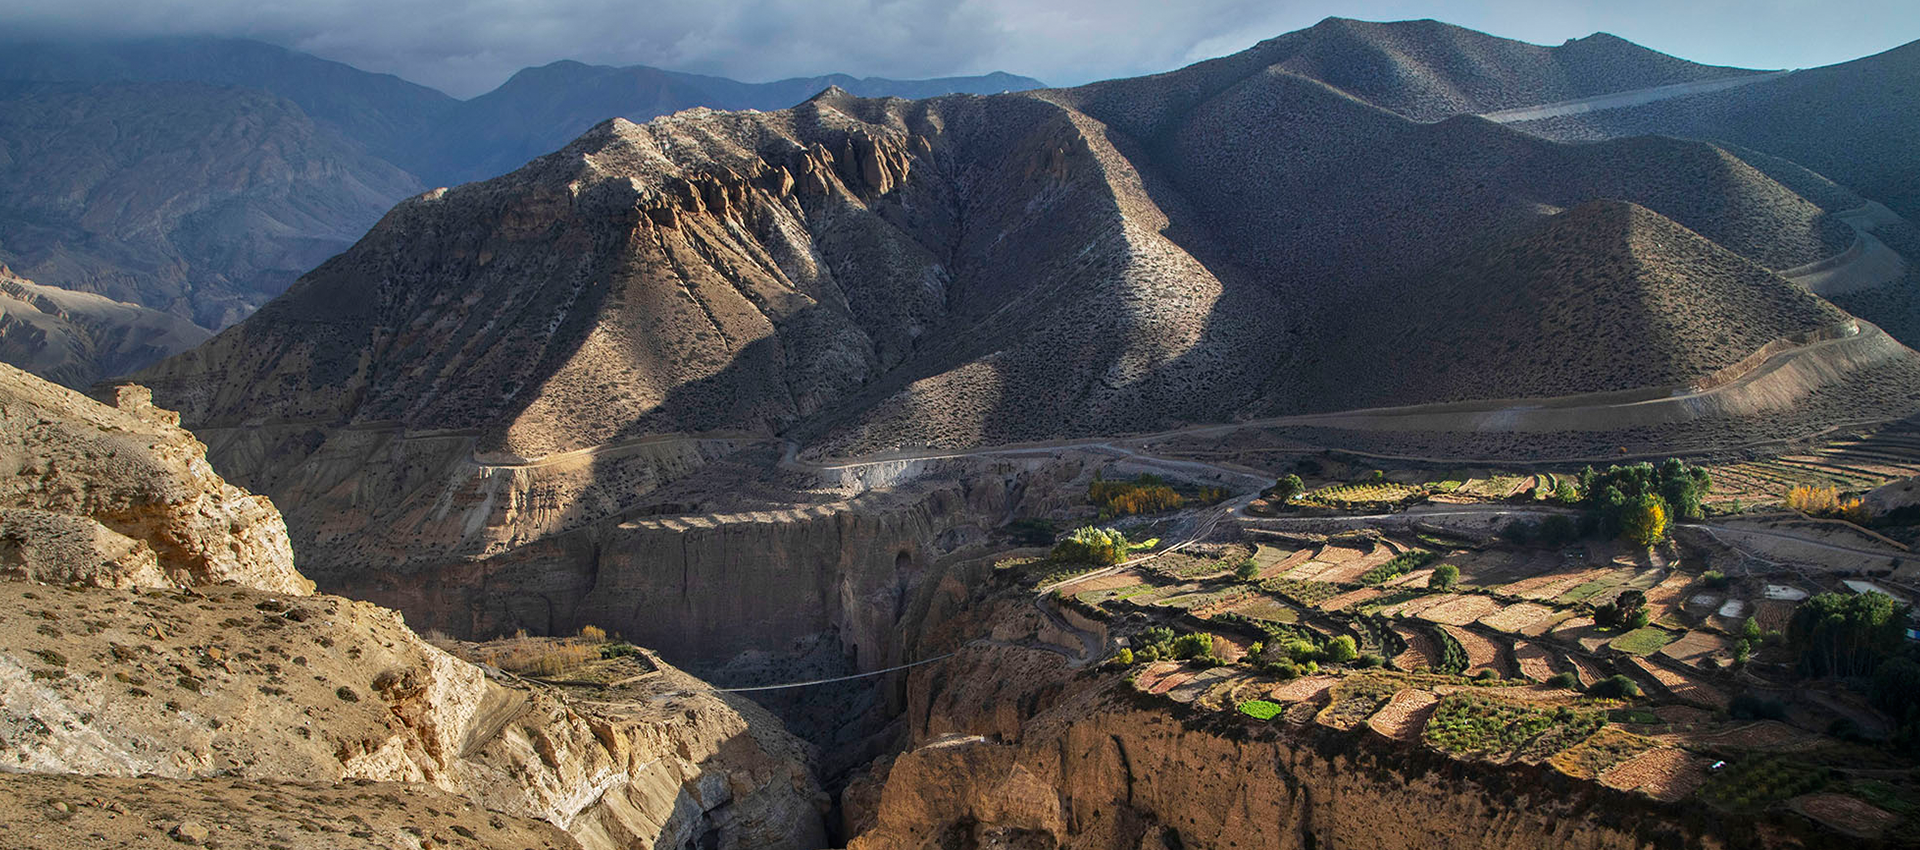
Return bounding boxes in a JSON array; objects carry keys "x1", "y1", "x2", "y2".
[
  {"x1": 1357, "y1": 653, "x2": 1385, "y2": 668},
  {"x1": 1594, "y1": 589, "x2": 1647, "y2": 630},
  {"x1": 1546, "y1": 671, "x2": 1578, "y2": 689},
  {"x1": 1552, "y1": 480, "x2": 1580, "y2": 505},
  {"x1": 1702, "y1": 570, "x2": 1732, "y2": 589},
  {"x1": 1501, "y1": 519, "x2": 1536, "y2": 545},
  {"x1": 1323, "y1": 635, "x2": 1359, "y2": 663},
  {"x1": 336, "y1": 686, "x2": 360, "y2": 703},
  {"x1": 1359, "y1": 550, "x2": 1439, "y2": 585},
  {"x1": 601, "y1": 642, "x2": 642, "y2": 659},
  {"x1": 1113, "y1": 648, "x2": 1135, "y2": 666},
  {"x1": 1474, "y1": 669, "x2": 1499, "y2": 681},
  {"x1": 1430, "y1": 563, "x2": 1460, "y2": 590},
  {"x1": 1170, "y1": 633, "x2": 1213, "y2": 661},
  {"x1": 1234, "y1": 560, "x2": 1260, "y2": 581},
  {"x1": 1627, "y1": 608, "x2": 1653, "y2": 629},
  {"x1": 1284, "y1": 639, "x2": 1320, "y2": 663},
  {"x1": 578, "y1": 625, "x2": 608, "y2": 643},
  {"x1": 1589, "y1": 675, "x2": 1642, "y2": 699}
]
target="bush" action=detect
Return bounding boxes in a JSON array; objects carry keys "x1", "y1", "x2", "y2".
[
  {"x1": 1501, "y1": 519, "x2": 1536, "y2": 545},
  {"x1": 1357, "y1": 653, "x2": 1385, "y2": 668},
  {"x1": 1113, "y1": 648, "x2": 1135, "y2": 666},
  {"x1": 1234, "y1": 560, "x2": 1260, "y2": 581},
  {"x1": 1474, "y1": 669, "x2": 1499, "y2": 681},
  {"x1": 1430, "y1": 563, "x2": 1460, "y2": 590},
  {"x1": 1589, "y1": 675, "x2": 1642, "y2": 699},
  {"x1": 1628, "y1": 608, "x2": 1653, "y2": 629},
  {"x1": 1546, "y1": 671, "x2": 1578, "y2": 689},
  {"x1": 1323, "y1": 635, "x2": 1359, "y2": 663},
  {"x1": 1170, "y1": 633, "x2": 1213, "y2": 661},
  {"x1": 1285, "y1": 639, "x2": 1320, "y2": 663},
  {"x1": 1358, "y1": 550, "x2": 1439, "y2": 585},
  {"x1": 1703, "y1": 570, "x2": 1732, "y2": 589},
  {"x1": 1595, "y1": 589, "x2": 1647, "y2": 630},
  {"x1": 578, "y1": 625, "x2": 608, "y2": 643}
]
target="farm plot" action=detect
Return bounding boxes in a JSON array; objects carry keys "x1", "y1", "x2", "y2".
[
  {"x1": 1317, "y1": 545, "x2": 1401, "y2": 584},
  {"x1": 1390, "y1": 624, "x2": 1439, "y2": 671},
  {"x1": 1378, "y1": 592, "x2": 1461, "y2": 619},
  {"x1": 1512, "y1": 641, "x2": 1561, "y2": 682},
  {"x1": 1659, "y1": 631, "x2": 1731, "y2": 669},
  {"x1": 1318, "y1": 587, "x2": 1384, "y2": 612},
  {"x1": 1299, "y1": 482, "x2": 1428, "y2": 508},
  {"x1": 1261, "y1": 578, "x2": 1341, "y2": 607},
  {"x1": 1791, "y1": 793, "x2": 1901, "y2": 839},
  {"x1": 1551, "y1": 728, "x2": 1659, "y2": 779},
  {"x1": 1564, "y1": 653, "x2": 1609, "y2": 688},
  {"x1": 1368, "y1": 689, "x2": 1441, "y2": 740},
  {"x1": 1424, "y1": 693, "x2": 1600, "y2": 761},
  {"x1": 1133, "y1": 662, "x2": 1184, "y2": 693},
  {"x1": 1317, "y1": 676, "x2": 1401, "y2": 731},
  {"x1": 1223, "y1": 593, "x2": 1303, "y2": 623},
  {"x1": 1610, "y1": 627, "x2": 1678, "y2": 657},
  {"x1": 1270, "y1": 675, "x2": 1340, "y2": 704},
  {"x1": 1629, "y1": 658, "x2": 1729, "y2": 710},
  {"x1": 1249, "y1": 544, "x2": 1311, "y2": 579},
  {"x1": 1440, "y1": 625, "x2": 1509, "y2": 677},
  {"x1": 1549, "y1": 617, "x2": 1614, "y2": 653},
  {"x1": 1753, "y1": 600, "x2": 1796, "y2": 633},
  {"x1": 1419, "y1": 594, "x2": 1506, "y2": 626},
  {"x1": 1598, "y1": 748, "x2": 1711, "y2": 802},
  {"x1": 1477, "y1": 601, "x2": 1560, "y2": 634},
  {"x1": 1642, "y1": 572, "x2": 1697, "y2": 620}
]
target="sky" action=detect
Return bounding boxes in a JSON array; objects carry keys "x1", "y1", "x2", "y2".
[{"x1": 2, "y1": 0, "x2": 1915, "y2": 98}]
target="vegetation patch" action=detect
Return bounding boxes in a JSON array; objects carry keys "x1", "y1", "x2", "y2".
[
  {"x1": 1609, "y1": 627, "x2": 1675, "y2": 656},
  {"x1": 1551, "y1": 727, "x2": 1660, "y2": 779},
  {"x1": 1698, "y1": 756, "x2": 1831, "y2": 812},
  {"x1": 1424, "y1": 693, "x2": 1601, "y2": 758},
  {"x1": 1237, "y1": 699, "x2": 1284, "y2": 720},
  {"x1": 1260, "y1": 578, "x2": 1340, "y2": 607},
  {"x1": 1358, "y1": 550, "x2": 1440, "y2": 586}
]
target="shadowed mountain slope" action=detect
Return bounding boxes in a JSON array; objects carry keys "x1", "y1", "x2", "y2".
[
  {"x1": 0, "y1": 80, "x2": 423, "y2": 328},
  {"x1": 1509, "y1": 39, "x2": 1920, "y2": 220},
  {"x1": 1318, "y1": 200, "x2": 1851, "y2": 405},
  {"x1": 0, "y1": 264, "x2": 209, "y2": 388}
]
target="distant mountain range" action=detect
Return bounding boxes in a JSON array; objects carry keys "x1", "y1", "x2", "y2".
[{"x1": 0, "y1": 35, "x2": 1042, "y2": 365}]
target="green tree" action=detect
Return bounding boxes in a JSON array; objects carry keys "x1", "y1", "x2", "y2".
[
  {"x1": 1323, "y1": 635, "x2": 1358, "y2": 663},
  {"x1": 1552, "y1": 480, "x2": 1580, "y2": 505},
  {"x1": 1621, "y1": 494, "x2": 1669, "y2": 547},
  {"x1": 1589, "y1": 675, "x2": 1642, "y2": 699},
  {"x1": 1235, "y1": 560, "x2": 1260, "y2": 581},
  {"x1": 1790, "y1": 592, "x2": 1909, "y2": 677},
  {"x1": 1596, "y1": 589, "x2": 1647, "y2": 629},
  {"x1": 1431, "y1": 563, "x2": 1460, "y2": 590},
  {"x1": 1113, "y1": 648, "x2": 1135, "y2": 666},
  {"x1": 1268, "y1": 474, "x2": 1305, "y2": 503}
]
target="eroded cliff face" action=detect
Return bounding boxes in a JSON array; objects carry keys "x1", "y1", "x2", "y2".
[{"x1": 0, "y1": 364, "x2": 307, "y2": 594}]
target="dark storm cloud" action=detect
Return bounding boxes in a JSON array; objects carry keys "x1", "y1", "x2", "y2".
[{"x1": 2, "y1": 0, "x2": 1913, "y2": 98}]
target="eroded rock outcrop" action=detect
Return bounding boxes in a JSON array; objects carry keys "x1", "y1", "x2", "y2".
[{"x1": 0, "y1": 364, "x2": 306, "y2": 594}]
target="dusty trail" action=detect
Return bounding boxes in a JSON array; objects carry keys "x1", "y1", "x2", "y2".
[{"x1": 1479, "y1": 71, "x2": 1792, "y2": 123}]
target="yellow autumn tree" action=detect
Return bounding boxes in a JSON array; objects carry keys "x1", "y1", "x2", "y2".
[{"x1": 1621, "y1": 494, "x2": 1669, "y2": 547}]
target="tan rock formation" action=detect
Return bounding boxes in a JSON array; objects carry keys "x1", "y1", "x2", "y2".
[
  {"x1": 0, "y1": 265, "x2": 210, "y2": 389},
  {"x1": 0, "y1": 363, "x2": 307, "y2": 594}
]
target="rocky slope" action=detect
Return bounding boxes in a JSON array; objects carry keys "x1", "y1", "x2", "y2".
[
  {"x1": 0, "y1": 264, "x2": 209, "y2": 388},
  {"x1": 0, "y1": 364, "x2": 828, "y2": 850}
]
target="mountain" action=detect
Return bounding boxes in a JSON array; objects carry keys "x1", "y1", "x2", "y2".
[
  {"x1": 425, "y1": 60, "x2": 1042, "y2": 184},
  {"x1": 0, "y1": 36, "x2": 459, "y2": 172},
  {"x1": 133, "y1": 24, "x2": 1919, "y2": 489},
  {"x1": 0, "y1": 79, "x2": 423, "y2": 328},
  {"x1": 0, "y1": 36, "x2": 1043, "y2": 384},
  {"x1": 0, "y1": 264, "x2": 209, "y2": 388}
]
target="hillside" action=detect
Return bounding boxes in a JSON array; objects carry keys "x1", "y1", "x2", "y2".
[
  {"x1": 1510, "y1": 39, "x2": 1920, "y2": 220},
  {"x1": 0, "y1": 265, "x2": 208, "y2": 387},
  {"x1": 1317, "y1": 200, "x2": 1851, "y2": 405},
  {"x1": 0, "y1": 80, "x2": 422, "y2": 328}
]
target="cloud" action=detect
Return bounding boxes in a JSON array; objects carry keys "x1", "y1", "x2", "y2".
[{"x1": 1, "y1": 0, "x2": 1912, "y2": 98}]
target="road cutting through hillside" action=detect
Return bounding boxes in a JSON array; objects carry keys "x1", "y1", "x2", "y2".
[{"x1": 1478, "y1": 71, "x2": 1793, "y2": 123}]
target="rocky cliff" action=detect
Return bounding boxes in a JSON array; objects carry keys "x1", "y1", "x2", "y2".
[{"x1": 0, "y1": 364, "x2": 828, "y2": 850}]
